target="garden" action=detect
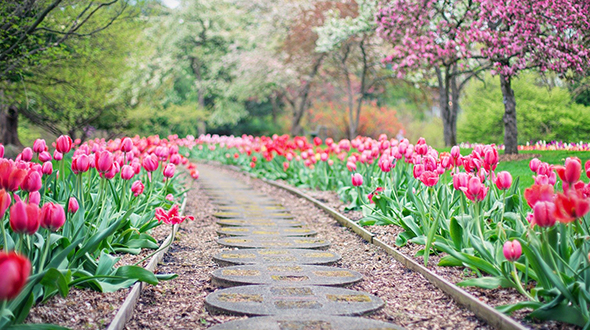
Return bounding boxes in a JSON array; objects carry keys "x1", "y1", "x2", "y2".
[{"x1": 1, "y1": 0, "x2": 590, "y2": 329}]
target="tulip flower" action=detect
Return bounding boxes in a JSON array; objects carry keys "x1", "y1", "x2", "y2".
[
  {"x1": 28, "y1": 192, "x2": 40, "y2": 205},
  {"x1": 68, "y1": 197, "x2": 79, "y2": 214},
  {"x1": 142, "y1": 154, "x2": 159, "y2": 172},
  {"x1": 131, "y1": 180, "x2": 144, "y2": 197},
  {"x1": 529, "y1": 158, "x2": 541, "y2": 173},
  {"x1": 523, "y1": 184, "x2": 554, "y2": 208},
  {"x1": 5, "y1": 167, "x2": 26, "y2": 192},
  {"x1": 450, "y1": 146, "x2": 461, "y2": 159},
  {"x1": 9, "y1": 200, "x2": 40, "y2": 235},
  {"x1": 351, "y1": 173, "x2": 363, "y2": 187},
  {"x1": 20, "y1": 170, "x2": 42, "y2": 192},
  {"x1": 33, "y1": 139, "x2": 47, "y2": 153},
  {"x1": 283, "y1": 161, "x2": 289, "y2": 172},
  {"x1": 554, "y1": 191, "x2": 590, "y2": 223},
  {"x1": 40, "y1": 202, "x2": 66, "y2": 231},
  {"x1": 419, "y1": 171, "x2": 439, "y2": 187},
  {"x1": 452, "y1": 172, "x2": 469, "y2": 191},
  {"x1": 412, "y1": 164, "x2": 424, "y2": 179},
  {"x1": 190, "y1": 169, "x2": 199, "y2": 180},
  {"x1": 120, "y1": 165, "x2": 135, "y2": 180},
  {"x1": 72, "y1": 154, "x2": 90, "y2": 174},
  {"x1": 154, "y1": 204, "x2": 194, "y2": 225},
  {"x1": 0, "y1": 252, "x2": 31, "y2": 301},
  {"x1": 56, "y1": 135, "x2": 73, "y2": 154},
  {"x1": 460, "y1": 176, "x2": 488, "y2": 202},
  {"x1": 163, "y1": 163, "x2": 176, "y2": 178},
  {"x1": 503, "y1": 240, "x2": 522, "y2": 262},
  {"x1": 0, "y1": 144, "x2": 3, "y2": 158},
  {"x1": 367, "y1": 187, "x2": 384, "y2": 204},
  {"x1": 53, "y1": 151, "x2": 63, "y2": 161},
  {"x1": 532, "y1": 201, "x2": 556, "y2": 228},
  {"x1": 495, "y1": 171, "x2": 512, "y2": 190},
  {"x1": 346, "y1": 161, "x2": 357, "y2": 172},
  {"x1": 555, "y1": 157, "x2": 582, "y2": 187},
  {"x1": 120, "y1": 137, "x2": 133, "y2": 153},
  {"x1": 0, "y1": 189, "x2": 11, "y2": 218},
  {"x1": 483, "y1": 147, "x2": 499, "y2": 172},
  {"x1": 20, "y1": 148, "x2": 33, "y2": 162},
  {"x1": 95, "y1": 150, "x2": 114, "y2": 174},
  {"x1": 169, "y1": 154, "x2": 181, "y2": 165}
]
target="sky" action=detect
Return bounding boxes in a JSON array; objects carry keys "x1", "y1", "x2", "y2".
[{"x1": 161, "y1": 0, "x2": 180, "y2": 8}]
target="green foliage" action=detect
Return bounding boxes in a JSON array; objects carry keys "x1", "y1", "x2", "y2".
[
  {"x1": 126, "y1": 103, "x2": 207, "y2": 137},
  {"x1": 459, "y1": 73, "x2": 590, "y2": 144}
]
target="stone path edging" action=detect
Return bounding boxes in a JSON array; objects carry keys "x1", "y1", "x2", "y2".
[
  {"x1": 106, "y1": 193, "x2": 188, "y2": 330},
  {"x1": 224, "y1": 166, "x2": 529, "y2": 330}
]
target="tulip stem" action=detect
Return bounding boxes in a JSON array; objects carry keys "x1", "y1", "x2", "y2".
[
  {"x1": 0, "y1": 300, "x2": 6, "y2": 320},
  {"x1": 511, "y1": 263, "x2": 533, "y2": 300},
  {"x1": 474, "y1": 202, "x2": 485, "y2": 243},
  {"x1": 134, "y1": 224, "x2": 177, "y2": 266},
  {"x1": 39, "y1": 230, "x2": 51, "y2": 271},
  {"x1": 1, "y1": 217, "x2": 7, "y2": 252}
]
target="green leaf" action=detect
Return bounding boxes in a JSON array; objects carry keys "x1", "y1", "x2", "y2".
[
  {"x1": 40, "y1": 268, "x2": 70, "y2": 298},
  {"x1": 530, "y1": 303, "x2": 587, "y2": 327},
  {"x1": 155, "y1": 273, "x2": 178, "y2": 281},
  {"x1": 449, "y1": 217, "x2": 463, "y2": 250},
  {"x1": 495, "y1": 301, "x2": 543, "y2": 315},
  {"x1": 434, "y1": 242, "x2": 500, "y2": 276},
  {"x1": 438, "y1": 255, "x2": 463, "y2": 267},
  {"x1": 457, "y1": 277, "x2": 514, "y2": 289},
  {"x1": 114, "y1": 265, "x2": 158, "y2": 285},
  {"x1": 5, "y1": 324, "x2": 72, "y2": 330}
]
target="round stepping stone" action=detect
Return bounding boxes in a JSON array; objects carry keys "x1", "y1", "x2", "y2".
[
  {"x1": 217, "y1": 227, "x2": 316, "y2": 237},
  {"x1": 213, "y1": 212, "x2": 294, "y2": 219},
  {"x1": 217, "y1": 237, "x2": 330, "y2": 249},
  {"x1": 216, "y1": 219, "x2": 304, "y2": 227},
  {"x1": 208, "y1": 315, "x2": 405, "y2": 330},
  {"x1": 213, "y1": 249, "x2": 341, "y2": 266},
  {"x1": 216, "y1": 205, "x2": 287, "y2": 212},
  {"x1": 205, "y1": 285, "x2": 384, "y2": 316},
  {"x1": 211, "y1": 264, "x2": 362, "y2": 287}
]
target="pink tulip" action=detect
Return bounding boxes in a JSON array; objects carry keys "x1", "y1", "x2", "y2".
[
  {"x1": 419, "y1": 171, "x2": 439, "y2": 187},
  {"x1": 283, "y1": 161, "x2": 289, "y2": 172},
  {"x1": 169, "y1": 154, "x2": 181, "y2": 165},
  {"x1": 190, "y1": 169, "x2": 199, "y2": 180},
  {"x1": 0, "y1": 189, "x2": 11, "y2": 218},
  {"x1": 120, "y1": 137, "x2": 133, "y2": 153},
  {"x1": 351, "y1": 173, "x2": 363, "y2": 187},
  {"x1": 529, "y1": 158, "x2": 541, "y2": 173},
  {"x1": 163, "y1": 163, "x2": 175, "y2": 178},
  {"x1": 460, "y1": 176, "x2": 488, "y2": 202},
  {"x1": 346, "y1": 161, "x2": 357, "y2": 172},
  {"x1": 20, "y1": 148, "x2": 33, "y2": 162},
  {"x1": 142, "y1": 154, "x2": 159, "y2": 172},
  {"x1": 0, "y1": 144, "x2": 4, "y2": 158},
  {"x1": 40, "y1": 202, "x2": 66, "y2": 231},
  {"x1": 495, "y1": 171, "x2": 512, "y2": 190},
  {"x1": 72, "y1": 154, "x2": 90, "y2": 174},
  {"x1": 9, "y1": 200, "x2": 40, "y2": 235},
  {"x1": 165, "y1": 194, "x2": 174, "y2": 201},
  {"x1": 120, "y1": 165, "x2": 135, "y2": 180},
  {"x1": 53, "y1": 151, "x2": 63, "y2": 161},
  {"x1": 131, "y1": 180, "x2": 144, "y2": 197},
  {"x1": 28, "y1": 192, "x2": 40, "y2": 205},
  {"x1": 38, "y1": 151, "x2": 52, "y2": 163},
  {"x1": 33, "y1": 139, "x2": 47, "y2": 153},
  {"x1": 0, "y1": 252, "x2": 31, "y2": 301},
  {"x1": 503, "y1": 240, "x2": 522, "y2": 262},
  {"x1": 6, "y1": 167, "x2": 26, "y2": 192},
  {"x1": 55, "y1": 135, "x2": 73, "y2": 154},
  {"x1": 555, "y1": 157, "x2": 582, "y2": 185},
  {"x1": 20, "y1": 170, "x2": 42, "y2": 192},
  {"x1": 68, "y1": 197, "x2": 79, "y2": 214},
  {"x1": 412, "y1": 164, "x2": 424, "y2": 179},
  {"x1": 450, "y1": 146, "x2": 461, "y2": 159},
  {"x1": 95, "y1": 150, "x2": 114, "y2": 174},
  {"x1": 533, "y1": 201, "x2": 556, "y2": 228}
]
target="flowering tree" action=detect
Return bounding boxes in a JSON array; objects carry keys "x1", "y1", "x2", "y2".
[
  {"x1": 471, "y1": 0, "x2": 590, "y2": 154},
  {"x1": 376, "y1": 0, "x2": 486, "y2": 146}
]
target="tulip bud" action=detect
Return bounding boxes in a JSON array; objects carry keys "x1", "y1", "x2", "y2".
[
  {"x1": 20, "y1": 148, "x2": 33, "y2": 162},
  {"x1": 190, "y1": 169, "x2": 199, "y2": 180},
  {"x1": 33, "y1": 139, "x2": 47, "y2": 153},
  {"x1": 95, "y1": 150, "x2": 114, "y2": 174},
  {"x1": 495, "y1": 171, "x2": 513, "y2": 190},
  {"x1": 142, "y1": 154, "x2": 159, "y2": 172},
  {"x1": 165, "y1": 194, "x2": 174, "y2": 201},
  {"x1": 533, "y1": 201, "x2": 556, "y2": 228},
  {"x1": 72, "y1": 154, "x2": 90, "y2": 174},
  {"x1": 53, "y1": 151, "x2": 63, "y2": 161},
  {"x1": 28, "y1": 192, "x2": 40, "y2": 205},
  {"x1": 40, "y1": 202, "x2": 66, "y2": 232},
  {"x1": 450, "y1": 146, "x2": 461, "y2": 159},
  {"x1": 351, "y1": 173, "x2": 363, "y2": 187},
  {"x1": 38, "y1": 151, "x2": 52, "y2": 163},
  {"x1": 9, "y1": 200, "x2": 40, "y2": 235},
  {"x1": 120, "y1": 165, "x2": 135, "y2": 180},
  {"x1": 20, "y1": 170, "x2": 42, "y2": 192},
  {"x1": 131, "y1": 180, "x2": 144, "y2": 197},
  {"x1": 163, "y1": 163, "x2": 175, "y2": 178},
  {"x1": 0, "y1": 189, "x2": 11, "y2": 218},
  {"x1": 529, "y1": 158, "x2": 541, "y2": 173},
  {"x1": 503, "y1": 240, "x2": 522, "y2": 262},
  {"x1": 0, "y1": 251, "x2": 31, "y2": 301},
  {"x1": 68, "y1": 197, "x2": 79, "y2": 214},
  {"x1": 120, "y1": 137, "x2": 133, "y2": 153},
  {"x1": 56, "y1": 135, "x2": 73, "y2": 154}
]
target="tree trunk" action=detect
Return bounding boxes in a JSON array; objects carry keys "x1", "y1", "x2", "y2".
[
  {"x1": 289, "y1": 55, "x2": 325, "y2": 136},
  {"x1": 499, "y1": 74, "x2": 518, "y2": 154},
  {"x1": 448, "y1": 69, "x2": 459, "y2": 146},
  {"x1": 436, "y1": 67, "x2": 454, "y2": 147},
  {"x1": 0, "y1": 89, "x2": 21, "y2": 147}
]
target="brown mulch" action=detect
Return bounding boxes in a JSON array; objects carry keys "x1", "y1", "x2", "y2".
[{"x1": 499, "y1": 153, "x2": 540, "y2": 162}]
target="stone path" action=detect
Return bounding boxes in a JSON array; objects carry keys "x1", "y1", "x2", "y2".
[{"x1": 198, "y1": 166, "x2": 404, "y2": 330}]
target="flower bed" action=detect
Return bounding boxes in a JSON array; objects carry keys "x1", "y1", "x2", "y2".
[
  {"x1": 191, "y1": 134, "x2": 590, "y2": 328},
  {"x1": 0, "y1": 134, "x2": 199, "y2": 329}
]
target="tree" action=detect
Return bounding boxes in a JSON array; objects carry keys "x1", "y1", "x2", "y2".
[
  {"x1": 471, "y1": 0, "x2": 590, "y2": 154},
  {"x1": 0, "y1": 0, "x2": 131, "y2": 145},
  {"x1": 376, "y1": 0, "x2": 487, "y2": 146}
]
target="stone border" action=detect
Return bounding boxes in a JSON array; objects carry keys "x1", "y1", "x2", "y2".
[
  {"x1": 220, "y1": 165, "x2": 528, "y2": 330},
  {"x1": 106, "y1": 193, "x2": 188, "y2": 330}
]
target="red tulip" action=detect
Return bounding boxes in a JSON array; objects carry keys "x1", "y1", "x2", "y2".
[
  {"x1": 555, "y1": 157, "x2": 582, "y2": 186},
  {"x1": 351, "y1": 173, "x2": 363, "y2": 187},
  {"x1": 40, "y1": 202, "x2": 66, "y2": 231},
  {"x1": 190, "y1": 169, "x2": 199, "y2": 180},
  {"x1": 68, "y1": 197, "x2": 79, "y2": 214},
  {"x1": 0, "y1": 189, "x2": 11, "y2": 218},
  {"x1": 585, "y1": 159, "x2": 590, "y2": 179},
  {"x1": 163, "y1": 163, "x2": 175, "y2": 178},
  {"x1": 0, "y1": 252, "x2": 31, "y2": 301},
  {"x1": 523, "y1": 184, "x2": 554, "y2": 208},
  {"x1": 20, "y1": 170, "x2": 42, "y2": 192},
  {"x1": 120, "y1": 165, "x2": 135, "y2": 180},
  {"x1": 95, "y1": 150, "x2": 114, "y2": 174},
  {"x1": 419, "y1": 171, "x2": 439, "y2": 187},
  {"x1": 313, "y1": 137, "x2": 322, "y2": 146},
  {"x1": 6, "y1": 167, "x2": 26, "y2": 192},
  {"x1": 495, "y1": 171, "x2": 512, "y2": 190},
  {"x1": 131, "y1": 180, "x2": 144, "y2": 197},
  {"x1": 503, "y1": 240, "x2": 522, "y2": 262},
  {"x1": 142, "y1": 154, "x2": 159, "y2": 172},
  {"x1": 9, "y1": 200, "x2": 40, "y2": 235},
  {"x1": 154, "y1": 204, "x2": 194, "y2": 225},
  {"x1": 33, "y1": 139, "x2": 47, "y2": 153},
  {"x1": 533, "y1": 201, "x2": 556, "y2": 228},
  {"x1": 554, "y1": 191, "x2": 590, "y2": 223},
  {"x1": 120, "y1": 137, "x2": 133, "y2": 153},
  {"x1": 56, "y1": 135, "x2": 73, "y2": 154}
]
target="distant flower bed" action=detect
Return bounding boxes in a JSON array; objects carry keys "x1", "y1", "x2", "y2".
[{"x1": 457, "y1": 140, "x2": 590, "y2": 151}]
